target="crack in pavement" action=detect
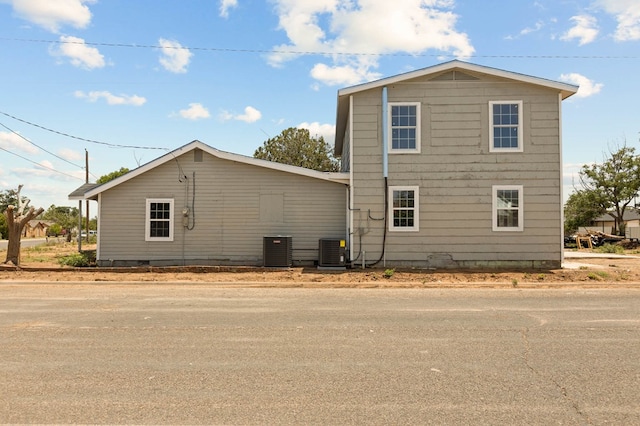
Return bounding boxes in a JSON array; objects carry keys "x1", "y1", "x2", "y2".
[{"x1": 520, "y1": 327, "x2": 592, "y2": 424}]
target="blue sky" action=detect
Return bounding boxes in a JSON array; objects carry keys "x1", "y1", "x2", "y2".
[{"x1": 0, "y1": 0, "x2": 639, "y2": 210}]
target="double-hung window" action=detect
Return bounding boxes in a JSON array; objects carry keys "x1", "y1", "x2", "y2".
[
  {"x1": 489, "y1": 101, "x2": 523, "y2": 152},
  {"x1": 145, "y1": 198, "x2": 174, "y2": 241},
  {"x1": 389, "y1": 186, "x2": 419, "y2": 231},
  {"x1": 388, "y1": 102, "x2": 421, "y2": 153},
  {"x1": 492, "y1": 185, "x2": 523, "y2": 232}
]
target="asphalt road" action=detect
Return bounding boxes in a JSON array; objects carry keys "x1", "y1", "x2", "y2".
[
  {"x1": 1, "y1": 285, "x2": 639, "y2": 425},
  {"x1": 0, "y1": 237, "x2": 50, "y2": 250}
]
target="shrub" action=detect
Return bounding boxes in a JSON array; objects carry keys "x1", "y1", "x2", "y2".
[
  {"x1": 383, "y1": 268, "x2": 395, "y2": 278},
  {"x1": 58, "y1": 251, "x2": 94, "y2": 267},
  {"x1": 595, "y1": 243, "x2": 624, "y2": 254}
]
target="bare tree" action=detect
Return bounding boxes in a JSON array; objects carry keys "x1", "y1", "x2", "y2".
[{"x1": 3, "y1": 185, "x2": 44, "y2": 266}]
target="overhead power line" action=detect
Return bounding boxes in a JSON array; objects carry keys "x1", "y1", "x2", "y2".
[
  {"x1": 1, "y1": 37, "x2": 639, "y2": 59},
  {"x1": 0, "y1": 120, "x2": 85, "y2": 170},
  {"x1": 0, "y1": 145, "x2": 83, "y2": 181},
  {"x1": 0, "y1": 110, "x2": 169, "y2": 151}
]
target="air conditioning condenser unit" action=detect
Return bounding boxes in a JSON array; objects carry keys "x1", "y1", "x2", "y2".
[
  {"x1": 318, "y1": 238, "x2": 346, "y2": 268},
  {"x1": 263, "y1": 236, "x2": 292, "y2": 267}
]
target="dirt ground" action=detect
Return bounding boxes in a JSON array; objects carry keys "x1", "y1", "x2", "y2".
[{"x1": 2, "y1": 242, "x2": 640, "y2": 288}]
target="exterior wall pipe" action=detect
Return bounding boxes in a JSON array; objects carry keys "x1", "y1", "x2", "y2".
[
  {"x1": 349, "y1": 94, "x2": 355, "y2": 262},
  {"x1": 362, "y1": 86, "x2": 388, "y2": 267},
  {"x1": 382, "y1": 86, "x2": 388, "y2": 178}
]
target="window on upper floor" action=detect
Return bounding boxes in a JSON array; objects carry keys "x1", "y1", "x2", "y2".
[
  {"x1": 489, "y1": 101, "x2": 523, "y2": 152},
  {"x1": 388, "y1": 102, "x2": 421, "y2": 153},
  {"x1": 145, "y1": 198, "x2": 174, "y2": 241},
  {"x1": 389, "y1": 186, "x2": 419, "y2": 231},
  {"x1": 492, "y1": 185, "x2": 523, "y2": 232}
]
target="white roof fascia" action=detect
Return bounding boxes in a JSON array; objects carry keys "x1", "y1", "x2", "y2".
[
  {"x1": 338, "y1": 60, "x2": 578, "y2": 99},
  {"x1": 82, "y1": 140, "x2": 348, "y2": 199},
  {"x1": 205, "y1": 143, "x2": 349, "y2": 183}
]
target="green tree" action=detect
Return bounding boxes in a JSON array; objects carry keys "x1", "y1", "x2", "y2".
[
  {"x1": 579, "y1": 145, "x2": 640, "y2": 235},
  {"x1": 97, "y1": 167, "x2": 130, "y2": 184},
  {"x1": 563, "y1": 189, "x2": 607, "y2": 235},
  {"x1": 254, "y1": 127, "x2": 340, "y2": 172},
  {"x1": 41, "y1": 205, "x2": 79, "y2": 235},
  {"x1": 0, "y1": 189, "x2": 30, "y2": 239},
  {"x1": 0, "y1": 214, "x2": 6, "y2": 240},
  {"x1": 0, "y1": 189, "x2": 25, "y2": 211},
  {"x1": 47, "y1": 223, "x2": 62, "y2": 237}
]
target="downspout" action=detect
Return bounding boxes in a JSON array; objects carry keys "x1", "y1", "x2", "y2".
[
  {"x1": 349, "y1": 94, "x2": 355, "y2": 263},
  {"x1": 382, "y1": 86, "x2": 389, "y2": 179},
  {"x1": 367, "y1": 87, "x2": 388, "y2": 267},
  {"x1": 558, "y1": 92, "x2": 565, "y2": 265},
  {"x1": 96, "y1": 193, "x2": 102, "y2": 263},
  {"x1": 77, "y1": 200, "x2": 82, "y2": 252}
]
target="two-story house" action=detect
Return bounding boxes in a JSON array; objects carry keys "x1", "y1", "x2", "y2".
[
  {"x1": 70, "y1": 60, "x2": 577, "y2": 269},
  {"x1": 335, "y1": 60, "x2": 577, "y2": 268}
]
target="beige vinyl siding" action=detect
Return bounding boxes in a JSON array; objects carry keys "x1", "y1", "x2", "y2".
[
  {"x1": 97, "y1": 151, "x2": 346, "y2": 266},
  {"x1": 340, "y1": 118, "x2": 351, "y2": 172},
  {"x1": 350, "y1": 73, "x2": 563, "y2": 268}
]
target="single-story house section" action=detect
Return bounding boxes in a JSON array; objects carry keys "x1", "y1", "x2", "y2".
[
  {"x1": 591, "y1": 210, "x2": 640, "y2": 237},
  {"x1": 22, "y1": 220, "x2": 53, "y2": 238},
  {"x1": 69, "y1": 141, "x2": 349, "y2": 266}
]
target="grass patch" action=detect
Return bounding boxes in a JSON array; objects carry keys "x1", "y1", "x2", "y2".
[
  {"x1": 595, "y1": 243, "x2": 624, "y2": 254},
  {"x1": 587, "y1": 271, "x2": 610, "y2": 281},
  {"x1": 0, "y1": 240, "x2": 96, "y2": 266}
]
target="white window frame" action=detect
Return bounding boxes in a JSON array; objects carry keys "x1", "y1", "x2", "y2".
[
  {"x1": 388, "y1": 186, "x2": 419, "y2": 232},
  {"x1": 489, "y1": 101, "x2": 523, "y2": 153},
  {"x1": 145, "y1": 198, "x2": 174, "y2": 241},
  {"x1": 492, "y1": 185, "x2": 523, "y2": 232},
  {"x1": 388, "y1": 102, "x2": 421, "y2": 154}
]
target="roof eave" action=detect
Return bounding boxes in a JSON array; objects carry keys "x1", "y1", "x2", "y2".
[
  {"x1": 76, "y1": 140, "x2": 348, "y2": 199},
  {"x1": 337, "y1": 60, "x2": 579, "y2": 97}
]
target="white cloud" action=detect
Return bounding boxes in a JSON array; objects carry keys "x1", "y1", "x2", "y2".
[
  {"x1": 178, "y1": 103, "x2": 211, "y2": 120},
  {"x1": 520, "y1": 20, "x2": 545, "y2": 36},
  {"x1": 158, "y1": 38, "x2": 193, "y2": 73},
  {"x1": 0, "y1": 131, "x2": 39, "y2": 154},
  {"x1": 50, "y1": 35, "x2": 105, "y2": 69},
  {"x1": 236, "y1": 106, "x2": 262, "y2": 123},
  {"x1": 7, "y1": 0, "x2": 95, "y2": 33},
  {"x1": 559, "y1": 73, "x2": 604, "y2": 98},
  {"x1": 220, "y1": 106, "x2": 262, "y2": 123},
  {"x1": 219, "y1": 0, "x2": 238, "y2": 18},
  {"x1": 74, "y1": 90, "x2": 147, "y2": 106},
  {"x1": 298, "y1": 121, "x2": 336, "y2": 147},
  {"x1": 268, "y1": 0, "x2": 474, "y2": 86},
  {"x1": 505, "y1": 20, "x2": 546, "y2": 40},
  {"x1": 561, "y1": 15, "x2": 599, "y2": 45},
  {"x1": 596, "y1": 0, "x2": 640, "y2": 41},
  {"x1": 57, "y1": 148, "x2": 83, "y2": 161},
  {"x1": 13, "y1": 161, "x2": 85, "y2": 181},
  {"x1": 310, "y1": 62, "x2": 381, "y2": 86}
]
